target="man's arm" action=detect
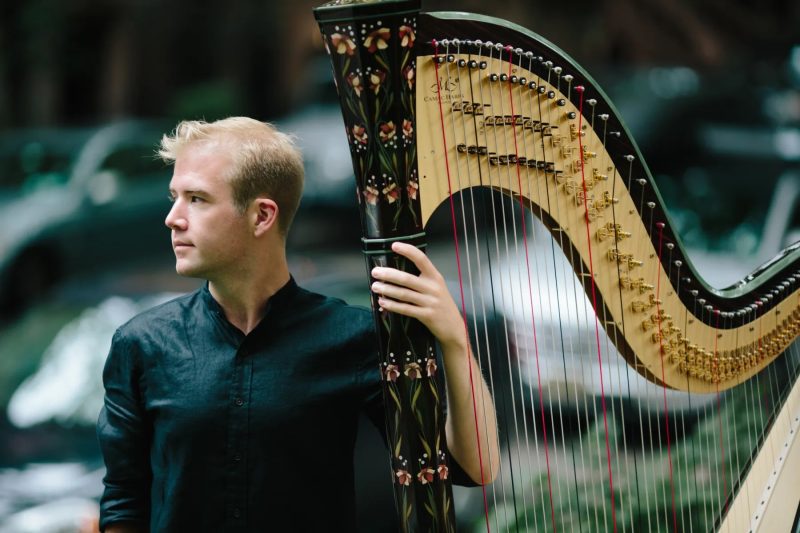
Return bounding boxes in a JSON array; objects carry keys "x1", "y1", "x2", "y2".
[
  {"x1": 370, "y1": 242, "x2": 501, "y2": 484},
  {"x1": 97, "y1": 329, "x2": 152, "y2": 532}
]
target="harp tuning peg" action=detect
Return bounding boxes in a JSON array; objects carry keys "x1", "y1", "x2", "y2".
[
  {"x1": 553, "y1": 66, "x2": 563, "y2": 74},
  {"x1": 610, "y1": 131, "x2": 622, "y2": 137},
  {"x1": 587, "y1": 98, "x2": 597, "y2": 106},
  {"x1": 525, "y1": 51, "x2": 534, "y2": 59},
  {"x1": 564, "y1": 74, "x2": 574, "y2": 82},
  {"x1": 666, "y1": 243, "x2": 675, "y2": 250},
  {"x1": 674, "y1": 260, "x2": 682, "y2": 267},
  {"x1": 485, "y1": 40, "x2": 493, "y2": 47},
  {"x1": 514, "y1": 47, "x2": 523, "y2": 55},
  {"x1": 519, "y1": 77, "x2": 527, "y2": 86},
  {"x1": 647, "y1": 202, "x2": 656, "y2": 209},
  {"x1": 494, "y1": 43, "x2": 503, "y2": 51},
  {"x1": 690, "y1": 290, "x2": 699, "y2": 297},
  {"x1": 638, "y1": 178, "x2": 647, "y2": 186},
  {"x1": 475, "y1": 39, "x2": 483, "y2": 46},
  {"x1": 567, "y1": 111, "x2": 577, "y2": 119},
  {"x1": 599, "y1": 113, "x2": 609, "y2": 120},
  {"x1": 544, "y1": 60, "x2": 553, "y2": 68},
  {"x1": 698, "y1": 298, "x2": 706, "y2": 305},
  {"x1": 557, "y1": 98, "x2": 566, "y2": 106},
  {"x1": 510, "y1": 75, "x2": 518, "y2": 83},
  {"x1": 683, "y1": 277, "x2": 691, "y2": 284},
  {"x1": 528, "y1": 80, "x2": 537, "y2": 90},
  {"x1": 625, "y1": 154, "x2": 635, "y2": 162},
  {"x1": 575, "y1": 85, "x2": 585, "y2": 93},
  {"x1": 656, "y1": 222, "x2": 665, "y2": 228},
  {"x1": 451, "y1": 38, "x2": 461, "y2": 46}
]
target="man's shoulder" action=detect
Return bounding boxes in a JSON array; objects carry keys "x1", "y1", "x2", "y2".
[
  {"x1": 114, "y1": 289, "x2": 201, "y2": 341},
  {"x1": 292, "y1": 285, "x2": 374, "y2": 330}
]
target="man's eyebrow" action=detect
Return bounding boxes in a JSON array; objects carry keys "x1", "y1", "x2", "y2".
[{"x1": 168, "y1": 188, "x2": 211, "y2": 197}]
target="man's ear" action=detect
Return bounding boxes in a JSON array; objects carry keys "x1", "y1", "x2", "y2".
[{"x1": 253, "y1": 198, "x2": 279, "y2": 237}]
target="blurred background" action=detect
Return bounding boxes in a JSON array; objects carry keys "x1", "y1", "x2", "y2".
[{"x1": 0, "y1": 0, "x2": 799, "y2": 531}]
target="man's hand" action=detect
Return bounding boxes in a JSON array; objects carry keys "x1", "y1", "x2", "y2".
[
  {"x1": 370, "y1": 242, "x2": 464, "y2": 350},
  {"x1": 370, "y1": 241, "x2": 500, "y2": 484}
]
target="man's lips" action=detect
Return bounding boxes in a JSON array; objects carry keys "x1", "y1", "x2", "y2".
[{"x1": 173, "y1": 241, "x2": 194, "y2": 249}]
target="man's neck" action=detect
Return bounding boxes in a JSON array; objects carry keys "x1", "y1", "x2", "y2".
[{"x1": 208, "y1": 257, "x2": 290, "y2": 335}]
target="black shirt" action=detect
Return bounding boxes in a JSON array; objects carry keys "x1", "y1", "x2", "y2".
[{"x1": 97, "y1": 278, "x2": 385, "y2": 532}]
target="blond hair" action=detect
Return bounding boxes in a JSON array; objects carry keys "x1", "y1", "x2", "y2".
[{"x1": 159, "y1": 117, "x2": 304, "y2": 236}]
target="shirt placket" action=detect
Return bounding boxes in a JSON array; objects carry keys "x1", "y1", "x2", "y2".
[{"x1": 226, "y1": 341, "x2": 253, "y2": 526}]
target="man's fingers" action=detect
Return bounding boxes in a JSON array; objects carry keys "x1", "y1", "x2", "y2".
[
  {"x1": 390, "y1": 242, "x2": 437, "y2": 277},
  {"x1": 371, "y1": 281, "x2": 427, "y2": 306}
]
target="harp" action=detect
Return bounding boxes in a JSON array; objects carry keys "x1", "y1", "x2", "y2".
[{"x1": 314, "y1": 1, "x2": 800, "y2": 531}]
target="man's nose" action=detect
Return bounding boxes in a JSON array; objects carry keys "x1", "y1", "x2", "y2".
[{"x1": 165, "y1": 200, "x2": 187, "y2": 230}]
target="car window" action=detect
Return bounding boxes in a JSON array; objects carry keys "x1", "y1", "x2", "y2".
[{"x1": 0, "y1": 141, "x2": 74, "y2": 191}]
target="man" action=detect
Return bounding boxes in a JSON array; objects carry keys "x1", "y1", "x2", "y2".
[{"x1": 97, "y1": 117, "x2": 499, "y2": 532}]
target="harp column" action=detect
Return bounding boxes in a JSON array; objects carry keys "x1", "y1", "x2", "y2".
[{"x1": 315, "y1": 1, "x2": 456, "y2": 531}]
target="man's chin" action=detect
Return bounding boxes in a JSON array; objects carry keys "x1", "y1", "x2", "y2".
[{"x1": 175, "y1": 262, "x2": 206, "y2": 279}]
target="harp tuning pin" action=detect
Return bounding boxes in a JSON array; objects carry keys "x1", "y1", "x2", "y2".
[
  {"x1": 489, "y1": 73, "x2": 499, "y2": 82},
  {"x1": 610, "y1": 131, "x2": 622, "y2": 137},
  {"x1": 683, "y1": 277, "x2": 692, "y2": 284},
  {"x1": 495, "y1": 43, "x2": 504, "y2": 51},
  {"x1": 575, "y1": 85, "x2": 585, "y2": 93},
  {"x1": 553, "y1": 66, "x2": 563, "y2": 74},
  {"x1": 547, "y1": 90, "x2": 556, "y2": 99},
  {"x1": 485, "y1": 40, "x2": 493, "y2": 47},
  {"x1": 519, "y1": 77, "x2": 527, "y2": 86},
  {"x1": 544, "y1": 60, "x2": 553, "y2": 68},
  {"x1": 766, "y1": 294, "x2": 774, "y2": 300},
  {"x1": 567, "y1": 111, "x2": 577, "y2": 119},
  {"x1": 447, "y1": 54, "x2": 455, "y2": 63},
  {"x1": 625, "y1": 154, "x2": 635, "y2": 162},
  {"x1": 452, "y1": 38, "x2": 461, "y2": 46},
  {"x1": 563, "y1": 74, "x2": 574, "y2": 82},
  {"x1": 440, "y1": 39, "x2": 450, "y2": 46},
  {"x1": 464, "y1": 40, "x2": 474, "y2": 47},
  {"x1": 514, "y1": 47, "x2": 523, "y2": 55},
  {"x1": 599, "y1": 113, "x2": 609, "y2": 120},
  {"x1": 525, "y1": 51, "x2": 534, "y2": 59},
  {"x1": 537, "y1": 86, "x2": 546, "y2": 94},
  {"x1": 537, "y1": 56, "x2": 544, "y2": 62},
  {"x1": 468, "y1": 59, "x2": 478, "y2": 69},
  {"x1": 638, "y1": 178, "x2": 647, "y2": 186},
  {"x1": 500, "y1": 73, "x2": 509, "y2": 82},
  {"x1": 666, "y1": 243, "x2": 675, "y2": 250},
  {"x1": 656, "y1": 221, "x2": 665, "y2": 228},
  {"x1": 557, "y1": 98, "x2": 566, "y2": 106},
  {"x1": 528, "y1": 80, "x2": 537, "y2": 90},
  {"x1": 698, "y1": 298, "x2": 706, "y2": 305},
  {"x1": 479, "y1": 61, "x2": 488, "y2": 69},
  {"x1": 587, "y1": 98, "x2": 597, "y2": 106},
  {"x1": 691, "y1": 290, "x2": 699, "y2": 297},
  {"x1": 647, "y1": 201, "x2": 656, "y2": 209},
  {"x1": 760, "y1": 297, "x2": 769, "y2": 303},
  {"x1": 705, "y1": 305, "x2": 714, "y2": 311},
  {"x1": 510, "y1": 75, "x2": 518, "y2": 83},
  {"x1": 674, "y1": 260, "x2": 682, "y2": 267},
  {"x1": 457, "y1": 58, "x2": 466, "y2": 67}
]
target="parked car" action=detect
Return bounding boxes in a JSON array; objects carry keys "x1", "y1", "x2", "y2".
[{"x1": 0, "y1": 121, "x2": 173, "y2": 316}]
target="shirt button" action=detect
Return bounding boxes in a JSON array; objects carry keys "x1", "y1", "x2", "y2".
[
  {"x1": 234, "y1": 398, "x2": 244, "y2": 406},
  {"x1": 233, "y1": 508, "x2": 242, "y2": 519}
]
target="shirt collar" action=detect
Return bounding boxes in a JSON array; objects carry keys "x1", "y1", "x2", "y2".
[{"x1": 200, "y1": 276, "x2": 299, "y2": 337}]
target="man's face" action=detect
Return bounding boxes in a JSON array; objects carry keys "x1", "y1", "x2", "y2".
[{"x1": 165, "y1": 143, "x2": 251, "y2": 280}]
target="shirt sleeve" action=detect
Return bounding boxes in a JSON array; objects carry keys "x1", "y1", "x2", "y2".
[{"x1": 96, "y1": 328, "x2": 152, "y2": 531}]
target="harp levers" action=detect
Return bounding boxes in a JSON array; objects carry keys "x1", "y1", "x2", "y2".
[{"x1": 315, "y1": 2, "x2": 800, "y2": 531}]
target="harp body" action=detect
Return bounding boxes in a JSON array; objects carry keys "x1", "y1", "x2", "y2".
[{"x1": 315, "y1": 2, "x2": 800, "y2": 531}]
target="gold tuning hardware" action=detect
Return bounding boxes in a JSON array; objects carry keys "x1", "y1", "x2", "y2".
[
  {"x1": 582, "y1": 146, "x2": 597, "y2": 160},
  {"x1": 648, "y1": 294, "x2": 662, "y2": 307},
  {"x1": 560, "y1": 145, "x2": 576, "y2": 158},
  {"x1": 569, "y1": 123, "x2": 584, "y2": 141},
  {"x1": 627, "y1": 257, "x2": 643, "y2": 269},
  {"x1": 591, "y1": 168, "x2": 608, "y2": 185}
]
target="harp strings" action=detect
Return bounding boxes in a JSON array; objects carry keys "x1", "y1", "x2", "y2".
[{"x1": 427, "y1": 39, "x2": 799, "y2": 532}]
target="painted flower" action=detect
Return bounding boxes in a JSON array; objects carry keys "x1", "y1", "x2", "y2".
[
  {"x1": 352, "y1": 124, "x2": 368, "y2": 145},
  {"x1": 399, "y1": 25, "x2": 416, "y2": 48},
  {"x1": 406, "y1": 179, "x2": 419, "y2": 200},
  {"x1": 425, "y1": 357, "x2": 437, "y2": 377},
  {"x1": 330, "y1": 33, "x2": 356, "y2": 56},
  {"x1": 402, "y1": 119, "x2": 413, "y2": 139},
  {"x1": 382, "y1": 182, "x2": 400, "y2": 204},
  {"x1": 402, "y1": 65, "x2": 415, "y2": 90},
  {"x1": 363, "y1": 27, "x2": 390, "y2": 53},
  {"x1": 346, "y1": 72, "x2": 363, "y2": 97},
  {"x1": 404, "y1": 361, "x2": 422, "y2": 379},
  {"x1": 396, "y1": 469, "x2": 412, "y2": 486},
  {"x1": 417, "y1": 467, "x2": 436, "y2": 485},
  {"x1": 384, "y1": 364, "x2": 400, "y2": 382},
  {"x1": 369, "y1": 69, "x2": 386, "y2": 94},
  {"x1": 437, "y1": 464, "x2": 449, "y2": 480},
  {"x1": 363, "y1": 185, "x2": 379, "y2": 205},
  {"x1": 379, "y1": 121, "x2": 396, "y2": 143}
]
